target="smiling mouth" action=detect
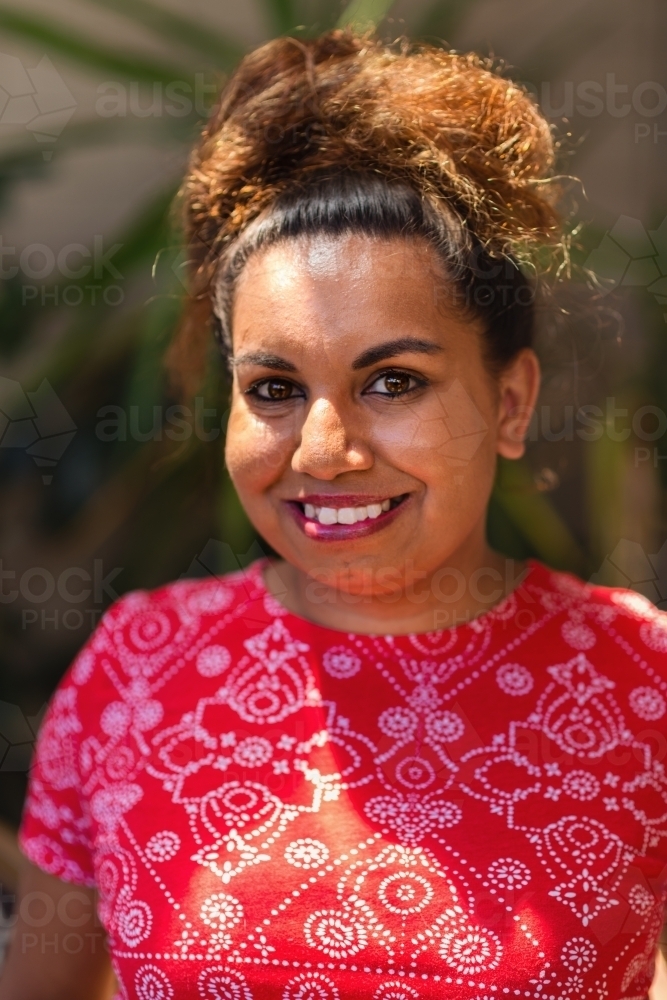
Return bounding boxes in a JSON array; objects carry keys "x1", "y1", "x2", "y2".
[{"x1": 294, "y1": 494, "x2": 408, "y2": 525}]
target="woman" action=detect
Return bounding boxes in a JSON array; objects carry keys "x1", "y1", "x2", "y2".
[{"x1": 3, "y1": 30, "x2": 667, "y2": 1000}]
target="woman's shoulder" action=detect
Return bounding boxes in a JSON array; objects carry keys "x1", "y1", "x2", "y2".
[
  {"x1": 528, "y1": 558, "x2": 667, "y2": 666},
  {"x1": 51, "y1": 561, "x2": 271, "y2": 708},
  {"x1": 99, "y1": 559, "x2": 267, "y2": 627}
]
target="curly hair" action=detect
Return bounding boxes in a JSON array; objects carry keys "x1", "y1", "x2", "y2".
[{"x1": 169, "y1": 30, "x2": 562, "y2": 392}]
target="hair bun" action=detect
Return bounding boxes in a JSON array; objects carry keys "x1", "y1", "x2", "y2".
[{"x1": 186, "y1": 30, "x2": 560, "y2": 266}]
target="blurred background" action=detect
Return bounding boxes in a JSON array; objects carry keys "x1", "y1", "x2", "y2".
[{"x1": 0, "y1": 0, "x2": 666, "y2": 868}]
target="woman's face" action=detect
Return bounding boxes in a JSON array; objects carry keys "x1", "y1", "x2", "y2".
[{"x1": 226, "y1": 234, "x2": 537, "y2": 597}]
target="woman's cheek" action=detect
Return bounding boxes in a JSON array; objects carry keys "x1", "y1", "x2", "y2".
[{"x1": 225, "y1": 406, "x2": 293, "y2": 494}]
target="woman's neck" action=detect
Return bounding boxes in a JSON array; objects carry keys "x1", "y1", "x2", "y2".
[{"x1": 262, "y1": 537, "x2": 527, "y2": 636}]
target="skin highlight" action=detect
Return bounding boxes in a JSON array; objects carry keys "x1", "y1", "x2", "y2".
[{"x1": 225, "y1": 233, "x2": 540, "y2": 634}]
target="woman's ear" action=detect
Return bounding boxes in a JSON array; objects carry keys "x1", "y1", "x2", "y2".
[{"x1": 495, "y1": 348, "x2": 541, "y2": 460}]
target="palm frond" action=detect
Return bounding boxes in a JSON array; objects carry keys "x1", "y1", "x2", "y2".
[
  {"x1": 0, "y1": 6, "x2": 189, "y2": 83},
  {"x1": 337, "y1": 0, "x2": 396, "y2": 30},
  {"x1": 80, "y1": 0, "x2": 244, "y2": 68}
]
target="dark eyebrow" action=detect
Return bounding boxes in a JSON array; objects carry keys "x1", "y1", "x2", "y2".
[
  {"x1": 351, "y1": 337, "x2": 444, "y2": 370},
  {"x1": 232, "y1": 352, "x2": 298, "y2": 372}
]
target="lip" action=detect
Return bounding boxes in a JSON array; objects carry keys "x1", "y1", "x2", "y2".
[{"x1": 284, "y1": 493, "x2": 411, "y2": 541}]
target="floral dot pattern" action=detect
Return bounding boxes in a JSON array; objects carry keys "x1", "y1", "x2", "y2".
[
  {"x1": 145, "y1": 830, "x2": 180, "y2": 863},
  {"x1": 560, "y1": 936, "x2": 597, "y2": 973},
  {"x1": 486, "y1": 858, "x2": 531, "y2": 890},
  {"x1": 562, "y1": 770, "x2": 600, "y2": 801},
  {"x1": 304, "y1": 909, "x2": 368, "y2": 959},
  {"x1": 628, "y1": 883, "x2": 655, "y2": 915},
  {"x1": 17, "y1": 559, "x2": 667, "y2": 999},
  {"x1": 496, "y1": 662, "x2": 533, "y2": 696},
  {"x1": 200, "y1": 893, "x2": 243, "y2": 931},
  {"x1": 135, "y1": 964, "x2": 174, "y2": 1000},
  {"x1": 284, "y1": 838, "x2": 330, "y2": 869},
  {"x1": 629, "y1": 685, "x2": 666, "y2": 720},
  {"x1": 322, "y1": 646, "x2": 362, "y2": 679},
  {"x1": 197, "y1": 966, "x2": 253, "y2": 1000},
  {"x1": 197, "y1": 644, "x2": 232, "y2": 678},
  {"x1": 232, "y1": 736, "x2": 273, "y2": 768},
  {"x1": 426, "y1": 710, "x2": 465, "y2": 743},
  {"x1": 561, "y1": 620, "x2": 597, "y2": 650}
]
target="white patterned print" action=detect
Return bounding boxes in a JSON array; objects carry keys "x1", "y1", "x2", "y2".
[
  {"x1": 197, "y1": 966, "x2": 253, "y2": 1000},
  {"x1": 496, "y1": 662, "x2": 534, "y2": 696},
  {"x1": 135, "y1": 964, "x2": 174, "y2": 999},
  {"x1": 628, "y1": 883, "x2": 655, "y2": 915},
  {"x1": 116, "y1": 896, "x2": 152, "y2": 946},
  {"x1": 129, "y1": 610, "x2": 172, "y2": 651},
  {"x1": 200, "y1": 893, "x2": 243, "y2": 931},
  {"x1": 364, "y1": 790, "x2": 462, "y2": 844},
  {"x1": 373, "y1": 984, "x2": 420, "y2": 999},
  {"x1": 640, "y1": 618, "x2": 667, "y2": 652},
  {"x1": 284, "y1": 838, "x2": 330, "y2": 869},
  {"x1": 378, "y1": 706, "x2": 418, "y2": 739},
  {"x1": 71, "y1": 648, "x2": 95, "y2": 684},
  {"x1": 303, "y1": 908, "x2": 368, "y2": 959},
  {"x1": 377, "y1": 871, "x2": 434, "y2": 914},
  {"x1": 561, "y1": 619, "x2": 597, "y2": 650},
  {"x1": 425, "y1": 710, "x2": 464, "y2": 742},
  {"x1": 562, "y1": 770, "x2": 600, "y2": 801},
  {"x1": 283, "y1": 971, "x2": 340, "y2": 1000},
  {"x1": 629, "y1": 685, "x2": 666, "y2": 720},
  {"x1": 145, "y1": 830, "x2": 180, "y2": 862},
  {"x1": 438, "y1": 925, "x2": 502, "y2": 974},
  {"x1": 17, "y1": 560, "x2": 667, "y2": 1000},
  {"x1": 197, "y1": 644, "x2": 232, "y2": 677},
  {"x1": 322, "y1": 645, "x2": 362, "y2": 679},
  {"x1": 560, "y1": 936, "x2": 597, "y2": 973},
  {"x1": 486, "y1": 857, "x2": 531, "y2": 890},
  {"x1": 232, "y1": 736, "x2": 273, "y2": 767}
]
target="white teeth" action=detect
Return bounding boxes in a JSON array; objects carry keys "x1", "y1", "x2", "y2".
[
  {"x1": 318, "y1": 507, "x2": 338, "y2": 525},
  {"x1": 301, "y1": 498, "x2": 399, "y2": 524},
  {"x1": 337, "y1": 507, "x2": 356, "y2": 524}
]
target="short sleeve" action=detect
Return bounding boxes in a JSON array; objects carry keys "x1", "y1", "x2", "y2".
[{"x1": 17, "y1": 605, "x2": 121, "y2": 887}]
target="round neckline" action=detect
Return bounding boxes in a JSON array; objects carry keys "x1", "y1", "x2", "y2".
[{"x1": 250, "y1": 557, "x2": 543, "y2": 641}]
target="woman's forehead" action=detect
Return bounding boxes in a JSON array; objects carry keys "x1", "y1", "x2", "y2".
[
  {"x1": 235, "y1": 231, "x2": 440, "y2": 291},
  {"x1": 230, "y1": 233, "x2": 477, "y2": 359}
]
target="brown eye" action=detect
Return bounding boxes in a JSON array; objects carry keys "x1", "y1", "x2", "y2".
[
  {"x1": 249, "y1": 378, "x2": 303, "y2": 401},
  {"x1": 266, "y1": 380, "x2": 292, "y2": 399},
  {"x1": 383, "y1": 374, "x2": 410, "y2": 394},
  {"x1": 366, "y1": 371, "x2": 422, "y2": 397}
]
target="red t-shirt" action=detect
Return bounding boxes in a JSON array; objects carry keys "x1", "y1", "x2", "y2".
[{"x1": 18, "y1": 559, "x2": 667, "y2": 999}]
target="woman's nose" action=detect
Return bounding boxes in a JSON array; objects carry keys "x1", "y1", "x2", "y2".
[{"x1": 291, "y1": 397, "x2": 373, "y2": 479}]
